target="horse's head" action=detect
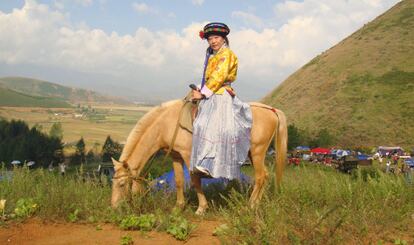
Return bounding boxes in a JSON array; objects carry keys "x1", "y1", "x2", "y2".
[{"x1": 111, "y1": 157, "x2": 131, "y2": 208}]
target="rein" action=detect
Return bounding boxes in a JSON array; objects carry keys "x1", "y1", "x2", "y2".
[{"x1": 113, "y1": 98, "x2": 191, "y2": 182}]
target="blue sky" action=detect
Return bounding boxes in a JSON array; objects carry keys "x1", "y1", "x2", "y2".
[{"x1": 0, "y1": 0, "x2": 400, "y2": 102}]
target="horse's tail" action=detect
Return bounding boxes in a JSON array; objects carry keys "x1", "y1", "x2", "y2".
[{"x1": 274, "y1": 109, "x2": 287, "y2": 188}]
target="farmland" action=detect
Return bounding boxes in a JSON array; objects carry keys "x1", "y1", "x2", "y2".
[{"x1": 0, "y1": 105, "x2": 151, "y2": 147}]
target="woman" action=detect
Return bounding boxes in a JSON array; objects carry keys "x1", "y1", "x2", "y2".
[{"x1": 190, "y1": 22, "x2": 252, "y2": 180}]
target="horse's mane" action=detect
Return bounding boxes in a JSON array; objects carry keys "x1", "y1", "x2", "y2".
[{"x1": 119, "y1": 100, "x2": 182, "y2": 162}]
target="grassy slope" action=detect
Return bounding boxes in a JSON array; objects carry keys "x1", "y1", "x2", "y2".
[
  {"x1": 0, "y1": 87, "x2": 71, "y2": 108},
  {"x1": 0, "y1": 77, "x2": 129, "y2": 104},
  {"x1": 262, "y1": 0, "x2": 414, "y2": 147}
]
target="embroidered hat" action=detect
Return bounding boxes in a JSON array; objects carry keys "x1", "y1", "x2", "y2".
[{"x1": 199, "y1": 22, "x2": 230, "y2": 39}]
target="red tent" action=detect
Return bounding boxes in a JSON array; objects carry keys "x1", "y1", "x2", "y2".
[{"x1": 311, "y1": 148, "x2": 331, "y2": 154}]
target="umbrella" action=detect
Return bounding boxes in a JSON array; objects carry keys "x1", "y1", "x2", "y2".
[
  {"x1": 27, "y1": 161, "x2": 36, "y2": 167},
  {"x1": 310, "y1": 148, "x2": 331, "y2": 154},
  {"x1": 11, "y1": 160, "x2": 21, "y2": 165}
]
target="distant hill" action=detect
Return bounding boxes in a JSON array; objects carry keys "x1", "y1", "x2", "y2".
[
  {"x1": 262, "y1": 0, "x2": 414, "y2": 147},
  {"x1": 0, "y1": 87, "x2": 71, "y2": 108},
  {"x1": 0, "y1": 77, "x2": 130, "y2": 105}
]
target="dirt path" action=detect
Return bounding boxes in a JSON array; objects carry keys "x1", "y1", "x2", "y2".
[{"x1": 0, "y1": 218, "x2": 222, "y2": 245}]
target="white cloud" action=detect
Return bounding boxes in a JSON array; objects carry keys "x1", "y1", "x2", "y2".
[
  {"x1": 75, "y1": 0, "x2": 93, "y2": 7},
  {"x1": 191, "y1": 0, "x2": 204, "y2": 6},
  {"x1": 0, "y1": 0, "x2": 400, "y2": 101},
  {"x1": 231, "y1": 11, "x2": 263, "y2": 29},
  {"x1": 132, "y1": 2, "x2": 154, "y2": 14},
  {"x1": 53, "y1": 0, "x2": 65, "y2": 10}
]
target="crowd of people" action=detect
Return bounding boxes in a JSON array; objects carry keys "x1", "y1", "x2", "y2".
[{"x1": 288, "y1": 147, "x2": 414, "y2": 179}]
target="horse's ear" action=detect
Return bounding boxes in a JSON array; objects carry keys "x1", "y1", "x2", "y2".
[
  {"x1": 111, "y1": 157, "x2": 128, "y2": 169},
  {"x1": 111, "y1": 157, "x2": 122, "y2": 167}
]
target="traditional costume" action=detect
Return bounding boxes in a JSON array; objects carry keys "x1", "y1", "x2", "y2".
[{"x1": 190, "y1": 22, "x2": 252, "y2": 179}]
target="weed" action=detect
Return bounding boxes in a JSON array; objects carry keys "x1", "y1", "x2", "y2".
[
  {"x1": 14, "y1": 198, "x2": 38, "y2": 219},
  {"x1": 120, "y1": 234, "x2": 133, "y2": 245},
  {"x1": 165, "y1": 210, "x2": 196, "y2": 241},
  {"x1": 67, "y1": 208, "x2": 80, "y2": 222},
  {"x1": 119, "y1": 214, "x2": 156, "y2": 231}
]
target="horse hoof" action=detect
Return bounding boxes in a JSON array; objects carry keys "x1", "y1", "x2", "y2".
[
  {"x1": 195, "y1": 207, "x2": 206, "y2": 215},
  {"x1": 174, "y1": 202, "x2": 185, "y2": 210}
]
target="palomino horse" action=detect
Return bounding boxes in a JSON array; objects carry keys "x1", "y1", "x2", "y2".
[{"x1": 111, "y1": 99, "x2": 287, "y2": 215}]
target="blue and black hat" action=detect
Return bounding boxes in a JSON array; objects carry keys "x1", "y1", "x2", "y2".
[{"x1": 199, "y1": 22, "x2": 230, "y2": 39}]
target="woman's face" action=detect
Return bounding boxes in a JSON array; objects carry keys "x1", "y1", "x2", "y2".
[{"x1": 207, "y1": 35, "x2": 225, "y2": 51}]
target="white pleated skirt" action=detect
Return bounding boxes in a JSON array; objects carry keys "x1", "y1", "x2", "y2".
[{"x1": 190, "y1": 91, "x2": 252, "y2": 179}]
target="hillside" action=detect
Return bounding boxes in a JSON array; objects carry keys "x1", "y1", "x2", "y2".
[
  {"x1": 263, "y1": 0, "x2": 414, "y2": 147},
  {"x1": 0, "y1": 87, "x2": 71, "y2": 108},
  {"x1": 0, "y1": 77, "x2": 130, "y2": 105}
]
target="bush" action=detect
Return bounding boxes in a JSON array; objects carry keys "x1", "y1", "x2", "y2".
[
  {"x1": 14, "y1": 198, "x2": 38, "y2": 218},
  {"x1": 165, "y1": 210, "x2": 196, "y2": 241},
  {"x1": 119, "y1": 214, "x2": 156, "y2": 231}
]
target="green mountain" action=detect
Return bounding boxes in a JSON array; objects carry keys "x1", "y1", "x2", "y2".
[
  {"x1": 0, "y1": 76, "x2": 129, "y2": 105},
  {"x1": 262, "y1": 0, "x2": 414, "y2": 147},
  {"x1": 0, "y1": 87, "x2": 71, "y2": 108}
]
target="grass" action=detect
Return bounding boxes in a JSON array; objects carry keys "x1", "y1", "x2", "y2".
[
  {"x1": 0, "y1": 76, "x2": 127, "y2": 105},
  {"x1": 219, "y1": 164, "x2": 414, "y2": 244},
  {"x1": 0, "y1": 87, "x2": 71, "y2": 108},
  {"x1": 1, "y1": 162, "x2": 413, "y2": 243}
]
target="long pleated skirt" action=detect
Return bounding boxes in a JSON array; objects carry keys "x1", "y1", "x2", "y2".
[{"x1": 190, "y1": 91, "x2": 252, "y2": 179}]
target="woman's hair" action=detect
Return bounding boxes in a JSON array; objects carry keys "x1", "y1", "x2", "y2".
[{"x1": 224, "y1": 37, "x2": 230, "y2": 46}]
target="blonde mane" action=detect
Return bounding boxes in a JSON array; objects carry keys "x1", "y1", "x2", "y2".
[{"x1": 119, "y1": 100, "x2": 182, "y2": 163}]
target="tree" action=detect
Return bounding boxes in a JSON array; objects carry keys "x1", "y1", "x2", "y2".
[
  {"x1": 0, "y1": 119, "x2": 63, "y2": 168},
  {"x1": 312, "y1": 128, "x2": 334, "y2": 148},
  {"x1": 49, "y1": 122, "x2": 63, "y2": 139},
  {"x1": 70, "y1": 137, "x2": 86, "y2": 165},
  {"x1": 76, "y1": 137, "x2": 86, "y2": 164},
  {"x1": 102, "y1": 135, "x2": 123, "y2": 162},
  {"x1": 288, "y1": 124, "x2": 302, "y2": 150}
]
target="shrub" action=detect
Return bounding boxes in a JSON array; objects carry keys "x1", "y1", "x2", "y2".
[
  {"x1": 119, "y1": 214, "x2": 156, "y2": 231},
  {"x1": 14, "y1": 198, "x2": 38, "y2": 218},
  {"x1": 165, "y1": 210, "x2": 196, "y2": 241}
]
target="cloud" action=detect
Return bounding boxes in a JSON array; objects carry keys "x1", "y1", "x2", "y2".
[
  {"x1": 0, "y1": 0, "x2": 400, "y2": 101},
  {"x1": 191, "y1": 0, "x2": 204, "y2": 6},
  {"x1": 132, "y1": 2, "x2": 155, "y2": 14},
  {"x1": 231, "y1": 11, "x2": 263, "y2": 29},
  {"x1": 75, "y1": 0, "x2": 93, "y2": 7}
]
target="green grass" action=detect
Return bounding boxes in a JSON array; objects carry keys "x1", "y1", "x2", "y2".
[
  {"x1": 0, "y1": 87, "x2": 71, "y2": 108},
  {"x1": 0, "y1": 76, "x2": 128, "y2": 104},
  {"x1": 1, "y1": 162, "x2": 413, "y2": 243},
  {"x1": 218, "y1": 164, "x2": 414, "y2": 244}
]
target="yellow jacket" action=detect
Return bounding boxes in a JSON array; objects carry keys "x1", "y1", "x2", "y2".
[{"x1": 200, "y1": 46, "x2": 238, "y2": 97}]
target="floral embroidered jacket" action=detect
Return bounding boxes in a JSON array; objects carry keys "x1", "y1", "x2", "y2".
[{"x1": 200, "y1": 46, "x2": 238, "y2": 98}]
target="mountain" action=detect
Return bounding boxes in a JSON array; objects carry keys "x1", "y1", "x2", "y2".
[
  {"x1": 0, "y1": 87, "x2": 71, "y2": 108},
  {"x1": 262, "y1": 0, "x2": 414, "y2": 147},
  {"x1": 0, "y1": 76, "x2": 130, "y2": 105}
]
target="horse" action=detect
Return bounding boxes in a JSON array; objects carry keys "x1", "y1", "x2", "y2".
[{"x1": 111, "y1": 99, "x2": 287, "y2": 215}]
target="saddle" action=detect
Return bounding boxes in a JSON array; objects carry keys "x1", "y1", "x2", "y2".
[{"x1": 178, "y1": 92, "x2": 199, "y2": 133}]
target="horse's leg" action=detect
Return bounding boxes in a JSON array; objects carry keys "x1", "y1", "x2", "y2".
[
  {"x1": 190, "y1": 173, "x2": 208, "y2": 215},
  {"x1": 172, "y1": 159, "x2": 185, "y2": 209},
  {"x1": 178, "y1": 151, "x2": 207, "y2": 215},
  {"x1": 249, "y1": 147, "x2": 269, "y2": 208}
]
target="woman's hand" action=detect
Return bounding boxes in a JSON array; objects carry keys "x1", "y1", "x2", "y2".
[{"x1": 191, "y1": 90, "x2": 204, "y2": 100}]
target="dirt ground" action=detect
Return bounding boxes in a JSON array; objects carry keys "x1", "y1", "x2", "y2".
[{"x1": 0, "y1": 218, "x2": 222, "y2": 245}]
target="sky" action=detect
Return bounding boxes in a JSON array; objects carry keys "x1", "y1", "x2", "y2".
[{"x1": 0, "y1": 0, "x2": 400, "y2": 102}]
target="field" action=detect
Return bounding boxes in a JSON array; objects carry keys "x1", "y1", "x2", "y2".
[
  {"x1": 0, "y1": 105, "x2": 151, "y2": 147},
  {"x1": 1, "y1": 162, "x2": 413, "y2": 244}
]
